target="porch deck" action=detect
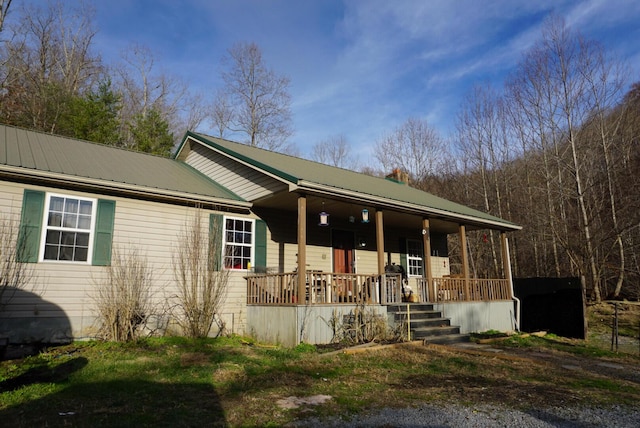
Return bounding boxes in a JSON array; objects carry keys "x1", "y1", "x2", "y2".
[{"x1": 246, "y1": 271, "x2": 512, "y2": 305}]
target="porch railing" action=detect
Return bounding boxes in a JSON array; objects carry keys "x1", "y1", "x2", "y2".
[
  {"x1": 430, "y1": 277, "x2": 511, "y2": 302},
  {"x1": 247, "y1": 272, "x2": 511, "y2": 305},
  {"x1": 246, "y1": 271, "x2": 404, "y2": 305}
]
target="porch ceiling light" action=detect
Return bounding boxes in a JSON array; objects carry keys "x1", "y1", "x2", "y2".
[
  {"x1": 361, "y1": 208, "x2": 369, "y2": 223},
  {"x1": 319, "y1": 211, "x2": 329, "y2": 226}
]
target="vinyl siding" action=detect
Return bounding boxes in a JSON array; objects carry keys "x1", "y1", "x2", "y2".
[
  {"x1": 0, "y1": 180, "x2": 251, "y2": 341},
  {"x1": 185, "y1": 142, "x2": 287, "y2": 201}
]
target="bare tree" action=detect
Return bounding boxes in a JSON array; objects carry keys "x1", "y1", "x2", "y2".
[
  {"x1": 172, "y1": 211, "x2": 230, "y2": 338},
  {"x1": 92, "y1": 246, "x2": 157, "y2": 342},
  {"x1": 455, "y1": 85, "x2": 512, "y2": 278},
  {"x1": 210, "y1": 88, "x2": 233, "y2": 138},
  {"x1": 0, "y1": 0, "x2": 12, "y2": 33},
  {"x1": 216, "y1": 42, "x2": 293, "y2": 150},
  {"x1": 113, "y1": 43, "x2": 208, "y2": 151},
  {"x1": 0, "y1": 0, "x2": 103, "y2": 132},
  {"x1": 310, "y1": 134, "x2": 359, "y2": 169},
  {"x1": 374, "y1": 117, "x2": 447, "y2": 187}
]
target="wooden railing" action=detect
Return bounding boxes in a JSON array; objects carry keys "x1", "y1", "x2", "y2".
[
  {"x1": 247, "y1": 273, "x2": 511, "y2": 305},
  {"x1": 432, "y1": 277, "x2": 511, "y2": 302},
  {"x1": 246, "y1": 271, "x2": 404, "y2": 305}
]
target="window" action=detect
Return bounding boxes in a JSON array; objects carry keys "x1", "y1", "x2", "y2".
[
  {"x1": 41, "y1": 194, "x2": 96, "y2": 262},
  {"x1": 223, "y1": 217, "x2": 254, "y2": 270},
  {"x1": 406, "y1": 239, "x2": 424, "y2": 277}
]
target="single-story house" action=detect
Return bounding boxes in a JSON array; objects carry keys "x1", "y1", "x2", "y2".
[{"x1": 0, "y1": 124, "x2": 521, "y2": 346}]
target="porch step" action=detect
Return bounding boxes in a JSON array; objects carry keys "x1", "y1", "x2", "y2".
[
  {"x1": 386, "y1": 303, "x2": 435, "y2": 312},
  {"x1": 421, "y1": 333, "x2": 471, "y2": 345},
  {"x1": 386, "y1": 303, "x2": 469, "y2": 345}
]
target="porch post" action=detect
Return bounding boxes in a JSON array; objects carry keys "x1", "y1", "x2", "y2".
[
  {"x1": 422, "y1": 218, "x2": 433, "y2": 301},
  {"x1": 375, "y1": 209, "x2": 385, "y2": 275},
  {"x1": 459, "y1": 224, "x2": 470, "y2": 300},
  {"x1": 500, "y1": 232, "x2": 513, "y2": 299},
  {"x1": 297, "y1": 195, "x2": 307, "y2": 301}
]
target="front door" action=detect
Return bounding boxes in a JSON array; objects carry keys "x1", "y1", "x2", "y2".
[
  {"x1": 332, "y1": 230, "x2": 354, "y2": 273},
  {"x1": 333, "y1": 230, "x2": 355, "y2": 301}
]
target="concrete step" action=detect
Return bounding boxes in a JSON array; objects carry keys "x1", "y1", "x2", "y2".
[
  {"x1": 387, "y1": 303, "x2": 435, "y2": 312},
  {"x1": 390, "y1": 310, "x2": 443, "y2": 322},
  {"x1": 421, "y1": 333, "x2": 471, "y2": 345},
  {"x1": 411, "y1": 325, "x2": 461, "y2": 338},
  {"x1": 408, "y1": 317, "x2": 451, "y2": 329}
]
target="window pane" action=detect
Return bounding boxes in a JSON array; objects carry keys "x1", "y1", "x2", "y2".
[
  {"x1": 44, "y1": 245, "x2": 59, "y2": 260},
  {"x1": 74, "y1": 247, "x2": 88, "y2": 262},
  {"x1": 65, "y1": 198, "x2": 79, "y2": 215},
  {"x1": 77, "y1": 215, "x2": 91, "y2": 230},
  {"x1": 79, "y1": 200, "x2": 92, "y2": 215},
  {"x1": 245, "y1": 222, "x2": 252, "y2": 233},
  {"x1": 76, "y1": 233, "x2": 89, "y2": 247},
  {"x1": 45, "y1": 230, "x2": 61, "y2": 245},
  {"x1": 61, "y1": 232, "x2": 76, "y2": 246},
  {"x1": 50, "y1": 197, "x2": 64, "y2": 212},
  {"x1": 63, "y1": 213, "x2": 78, "y2": 228},
  {"x1": 48, "y1": 212, "x2": 62, "y2": 227},
  {"x1": 59, "y1": 245, "x2": 74, "y2": 260},
  {"x1": 226, "y1": 219, "x2": 233, "y2": 229}
]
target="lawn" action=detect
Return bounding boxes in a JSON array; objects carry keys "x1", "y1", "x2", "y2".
[{"x1": 1, "y1": 305, "x2": 639, "y2": 427}]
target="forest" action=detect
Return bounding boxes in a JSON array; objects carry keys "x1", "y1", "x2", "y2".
[{"x1": 0, "y1": 2, "x2": 638, "y2": 302}]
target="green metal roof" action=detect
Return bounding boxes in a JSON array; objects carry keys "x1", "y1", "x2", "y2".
[
  {"x1": 0, "y1": 125, "x2": 248, "y2": 206},
  {"x1": 184, "y1": 132, "x2": 520, "y2": 231}
]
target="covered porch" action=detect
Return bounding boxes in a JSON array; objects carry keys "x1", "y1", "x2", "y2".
[
  {"x1": 245, "y1": 193, "x2": 519, "y2": 346},
  {"x1": 247, "y1": 192, "x2": 516, "y2": 306}
]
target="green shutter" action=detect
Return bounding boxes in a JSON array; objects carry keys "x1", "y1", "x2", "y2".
[
  {"x1": 92, "y1": 199, "x2": 116, "y2": 266},
  {"x1": 17, "y1": 190, "x2": 45, "y2": 263},
  {"x1": 254, "y1": 219, "x2": 267, "y2": 272},
  {"x1": 209, "y1": 214, "x2": 224, "y2": 270}
]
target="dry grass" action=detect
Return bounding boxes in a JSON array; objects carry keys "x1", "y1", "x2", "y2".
[{"x1": 1, "y1": 306, "x2": 639, "y2": 426}]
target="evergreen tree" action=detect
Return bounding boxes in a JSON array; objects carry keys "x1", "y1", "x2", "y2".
[{"x1": 129, "y1": 108, "x2": 175, "y2": 156}]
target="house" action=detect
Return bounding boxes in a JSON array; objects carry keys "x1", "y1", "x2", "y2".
[{"x1": 0, "y1": 124, "x2": 521, "y2": 346}]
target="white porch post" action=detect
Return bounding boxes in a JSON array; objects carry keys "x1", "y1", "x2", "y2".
[{"x1": 297, "y1": 195, "x2": 307, "y2": 300}]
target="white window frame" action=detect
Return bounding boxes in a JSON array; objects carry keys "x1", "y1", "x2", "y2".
[
  {"x1": 39, "y1": 193, "x2": 97, "y2": 264},
  {"x1": 406, "y1": 239, "x2": 424, "y2": 278},
  {"x1": 222, "y1": 216, "x2": 255, "y2": 271}
]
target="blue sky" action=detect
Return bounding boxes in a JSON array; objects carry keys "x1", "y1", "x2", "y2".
[{"x1": 37, "y1": 1, "x2": 640, "y2": 160}]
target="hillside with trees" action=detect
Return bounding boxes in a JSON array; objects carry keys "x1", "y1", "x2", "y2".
[{"x1": 415, "y1": 18, "x2": 640, "y2": 302}]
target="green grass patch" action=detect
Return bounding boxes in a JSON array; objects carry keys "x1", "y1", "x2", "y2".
[{"x1": 2, "y1": 334, "x2": 639, "y2": 427}]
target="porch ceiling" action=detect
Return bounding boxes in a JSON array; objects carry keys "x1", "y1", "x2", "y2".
[{"x1": 252, "y1": 190, "x2": 485, "y2": 234}]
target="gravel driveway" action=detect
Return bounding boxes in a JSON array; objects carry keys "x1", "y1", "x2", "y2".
[
  {"x1": 290, "y1": 342, "x2": 640, "y2": 427},
  {"x1": 290, "y1": 403, "x2": 640, "y2": 427}
]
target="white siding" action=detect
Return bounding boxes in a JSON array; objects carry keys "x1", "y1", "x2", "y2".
[{"x1": 0, "y1": 181, "x2": 251, "y2": 342}]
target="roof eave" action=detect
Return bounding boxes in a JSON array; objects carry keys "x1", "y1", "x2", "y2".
[
  {"x1": 0, "y1": 165, "x2": 252, "y2": 211},
  {"x1": 297, "y1": 181, "x2": 521, "y2": 231}
]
